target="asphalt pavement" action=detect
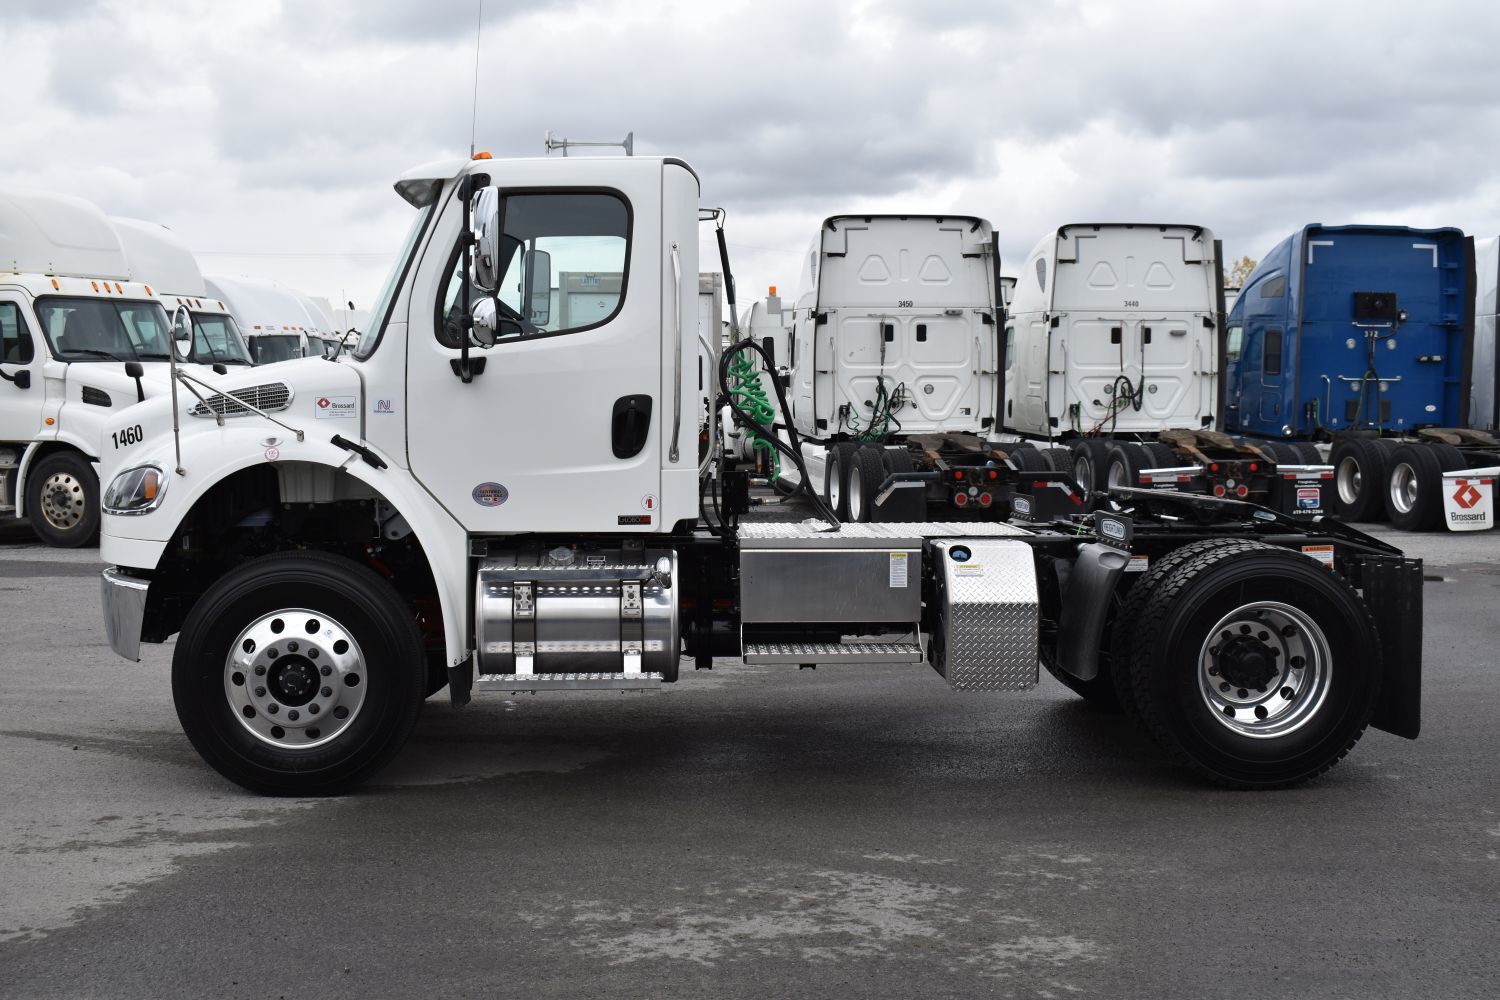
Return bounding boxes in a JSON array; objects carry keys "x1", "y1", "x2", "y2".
[{"x1": 1, "y1": 525, "x2": 1497, "y2": 998}]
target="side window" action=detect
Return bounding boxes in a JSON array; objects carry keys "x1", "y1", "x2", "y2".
[
  {"x1": 1034, "y1": 256, "x2": 1047, "y2": 292},
  {"x1": 1264, "y1": 328, "x2": 1283, "y2": 376},
  {"x1": 1226, "y1": 325, "x2": 1243, "y2": 363},
  {"x1": 0, "y1": 302, "x2": 35, "y2": 364},
  {"x1": 440, "y1": 190, "x2": 630, "y2": 346},
  {"x1": 1260, "y1": 275, "x2": 1286, "y2": 298}
]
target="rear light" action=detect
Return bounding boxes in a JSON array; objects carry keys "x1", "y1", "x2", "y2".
[
  {"x1": 1209, "y1": 463, "x2": 1220, "y2": 473},
  {"x1": 954, "y1": 470, "x2": 965, "y2": 481},
  {"x1": 1249, "y1": 463, "x2": 1260, "y2": 472},
  {"x1": 1236, "y1": 485, "x2": 1249, "y2": 497},
  {"x1": 987, "y1": 469, "x2": 998, "y2": 480},
  {"x1": 977, "y1": 491, "x2": 993, "y2": 508},
  {"x1": 1213, "y1": 484, "x2": 1227, "y2": 497},
  {"x1": 953, "y1": 491, "x2": 969, "y2": 507}
]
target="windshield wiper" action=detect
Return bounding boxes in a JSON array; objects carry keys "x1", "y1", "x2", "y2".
[
  {"x1": 136, "y1": 352, "x2": 173, "y2": 360},
  {"x1": 58, "y1": 348, "x2": 127, "y2": 360}
]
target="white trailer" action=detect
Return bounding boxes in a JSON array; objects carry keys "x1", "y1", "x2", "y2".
[
  {"x1": 110, "y1": 218, "x2": 254, "y2": 370},
  {"x1": 96, "y1": 155, "x2": 1422, "y2": 796},
  {"x1": 0, "y1": 190, "x2": 211, "y2": 546}
]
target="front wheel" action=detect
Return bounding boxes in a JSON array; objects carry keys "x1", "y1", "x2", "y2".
[
  {"x1": 1120, "y1": 540, "x2": 1381, "y2": 788},
  {"x1": 26, "y1": 450, "x2": 99, "y2": 547},
  {"x1": 172, "y1": 551, "x2": 427, "y2": 795}
]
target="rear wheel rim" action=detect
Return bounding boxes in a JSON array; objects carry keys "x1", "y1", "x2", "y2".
[
  {"x1": 829, "y1": 454, "x2": 843, "y2": 511},
  {"x1": 39, "y1": 471, "x2": 86, "y2": 530},
  {"x1": 1336, "y1": 456, "x2": 1362, "y2": 505},
  {"x1": 849, "y1": 467, "x2": 865, "y2": 521},
  {"x1": 1197, "y1": 600, "x2": 1332, "y2": 739},
  {"x1": 1389, "y1": 462, "x2": 1418, "y2": 515},
  {"x1": 224, "y1": 608, "x2": 368, "y2": 750},
  {"x1": 1106, "y1": 458, "x2": 1130, "y2": 490}
]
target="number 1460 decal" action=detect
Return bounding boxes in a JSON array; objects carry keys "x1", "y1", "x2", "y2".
[{"x1": 111, "y1": 424, "x2": 143, "y2": 449}]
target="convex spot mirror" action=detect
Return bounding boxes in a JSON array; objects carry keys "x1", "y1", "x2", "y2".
[{"x1": 469, "y1": 298, "x2": 522, "y2": 348}]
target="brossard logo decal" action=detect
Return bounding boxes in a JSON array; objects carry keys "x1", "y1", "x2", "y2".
[{"x1": 314, "y1": 395, "x2": 357, "y2": 419}]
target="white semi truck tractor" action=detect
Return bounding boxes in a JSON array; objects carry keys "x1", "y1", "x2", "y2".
[
  {"x1": 1, "y1": 190, "x2": 215, "y2": 546},
  {"x1": 98, "y1": 154, "x2": 1423, "y2": 795}
]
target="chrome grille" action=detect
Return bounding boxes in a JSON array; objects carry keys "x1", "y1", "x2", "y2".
[{"x1": 188, "y1": 382, "x2": 292, "y2": 418}]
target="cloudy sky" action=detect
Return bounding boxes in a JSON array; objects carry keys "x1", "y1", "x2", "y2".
[{"x1": 4, "y1": 0, "x2": 1498, "y2": 320}]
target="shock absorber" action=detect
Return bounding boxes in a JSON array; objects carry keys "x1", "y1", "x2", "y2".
[{"x1": 727, "y1": 348, "x2": 780, "y2": 475}]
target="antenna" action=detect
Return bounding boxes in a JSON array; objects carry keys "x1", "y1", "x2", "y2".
[
  {"x1": 469, "y1": 0, "x2": 484, "y2": 157},
  {"x1": 543, "y1": 131, "x2": 634, "y2": 157}
]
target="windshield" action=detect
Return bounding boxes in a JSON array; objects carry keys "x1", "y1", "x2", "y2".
[
  {"x1": 250, "y1": 334, "x2": 304, "y2": 364},
  {"x1": 191, "y1": 313, "x2": 253, "y2": 366},
  {"x1": 354, "y1": 188, "x2": 440, "y2": 359},
  {"x1": 35, "y1": 298, "x2": 173, "y2": 362}
]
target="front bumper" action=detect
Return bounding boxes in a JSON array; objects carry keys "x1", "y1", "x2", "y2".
[{"x1": 101, "y1": 568, "x2": 150, "y2": 662}]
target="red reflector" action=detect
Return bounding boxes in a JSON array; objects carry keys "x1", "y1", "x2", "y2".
[
  {"x1": 1209, "y1": 463, "x2": 1220, "y2": 473},
  {"x1": 1249, "y1": 463, "x2": 1260, "y2": 472},
  {"x1": 954, "y1": 470, "x2": 965, "y2": 480},
  {"x1": 1236, "y1": 485, "x2": 1249, "y2": 497},
  {"x1": 1213, "y1": 485, "x2": 1227, "y2": 497},
  {"x1": 1031, "y1": 481, "x2": 1049, "y2": 489},
  {"x1": 953, "y1": 492, "x2": 968, "y2": 507},
  {"x1": 987, "y1": 469, "x2": 998, "y2": 480},
  {"x1": 978, "y1": 492, "x2": 993, "y2": 507}
]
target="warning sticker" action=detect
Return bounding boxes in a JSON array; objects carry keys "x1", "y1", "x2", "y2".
[
  {"x1": 888, "y1": 551, "x2": 909, "y2": 588},
  {"x1": 955, "y1": 563, "x2": 985, "y2": 577},
  {"x1": 1301, "y1": 544, "x2": 1334, "y2": 568},
  {"x1": 1125, "y1": 554, "x2": 1150, "y2": 573}
]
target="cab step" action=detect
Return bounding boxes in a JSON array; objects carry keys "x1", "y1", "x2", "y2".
[
  {"x1": 742, "y1": 641, "x2": 925, "y2": 665},
  {"x1": 475, "y1": 671, "x2": 664, "y2": 692}
]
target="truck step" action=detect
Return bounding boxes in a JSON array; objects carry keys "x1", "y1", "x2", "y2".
[
  {"x1": 475, "y1": 671, "x2": 663, "y2": 692},
  {"x1": 742, "y1": 641, "x2": 925, "y2": 664}
]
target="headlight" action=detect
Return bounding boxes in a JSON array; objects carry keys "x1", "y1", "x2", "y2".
[{"x1": 103, "y1": 464, "x2": 169, "y2": 515}]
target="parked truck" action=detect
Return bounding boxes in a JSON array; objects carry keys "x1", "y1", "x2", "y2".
[
  {"x1": 205, "y1": 275, "x2": 337, "y2": 364},
  {"x1": 1225, "y1": 224, "x2": 1500, "y2": 530},
  {"x1": 1, "y1": 190, "x2": 214, "y2": 546},
  {"x1": 110, "y1": 218, "x2": 255, "y2": 370},
  {"x1": 97, "y1": 153, "x2": 1422, "y2": 796},
  {"x1": 1003, "y1": 223, "x2": 1330, "y2": 515}
]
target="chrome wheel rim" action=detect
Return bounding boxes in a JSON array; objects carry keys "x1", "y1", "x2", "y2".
[
  {"x1": 224, "y1": 608, "x2": 367, "y2": 750},
  {"x1": 40, "y1": 471, "x2": 86, "y2": 530},
  {"x1": 1336, "y1": 456, "x2": 1362, "y2": 505},
  {"x1": 1073, "y1": 455, "x2": 1092, "y2": 488},
  {"x1": 829, "y1": 453, "x2": 843, "y2": 512},
  {"x1": 1106, "y1": 458, "x2": 1130, "y2": 490},
  {"x1": 1198, "y1": 600, "x2": 1332, "y2": 739},
  {"x1": 1389, "y1": 462, "x2": 1418, "y2": 515},
  {"x1": 848, "y1": 462, "x2": 865, "y2": 521}
]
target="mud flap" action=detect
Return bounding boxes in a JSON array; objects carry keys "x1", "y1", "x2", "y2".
[
  {"x1": 1358, "y1": 555, "x2": 1423, "y2": 739},
  {"x1": 1055, "y1": 541, "x2": 1130, "y2": 681}
]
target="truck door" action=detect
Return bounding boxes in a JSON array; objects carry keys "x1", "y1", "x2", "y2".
[
  {"x1": 405, "y1": 176, "x2": 668, "y2": 534},
  {"x1": 0, "y1": 298, "x2": 40, "y2": 444}
]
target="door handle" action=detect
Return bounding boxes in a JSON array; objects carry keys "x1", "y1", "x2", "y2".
[{"x1": 612, "y1": 394, "x2": 653, "y2": 459}]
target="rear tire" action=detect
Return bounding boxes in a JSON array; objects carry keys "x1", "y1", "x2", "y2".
[
  {"x1": 172, "y1": 551, "x2": 427, "y2": 795},
  {"x1": 25, "y1": 451, "x2": 99, "y2": 548},
  {"x1": 1141, "y1": 442, "x2": 1178, "y2": 470},
  {"x1": 1040, "y1": 446, "x2": 1073, "y2": 474},
  {"x1": 877, "y1": 448, "x2": 926, "y2": 521},
  {"x1": 1104, "y1": 441, "x2": 1147, "y2": 491},
  {"x1": 1330, "y1": 439, "x2": 1389, "y2": 522},
  {"x1": 1384, "y1": 444, "x2": 1449, "y2": 531},
  {"x1": 824, "y1": 442, "x2": 859, "y2": 520},
  {"x1": 848, "y1": 447, "x2": 886, "y2": 523},
  {"x1": 1292, "y1": 442, "x2": 1323, "y2": 464},
  {"x1": 1122, "y1": 540, "x2": 1380, "y2": 788},
  {"x1": 1070, "y1": 439, "x2": 1111, "y2": 492}
]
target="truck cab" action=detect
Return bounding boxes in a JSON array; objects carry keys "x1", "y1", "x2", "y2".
[
  {"x1": 206, "y1": 275, "x2": 332, "y2": 364},
  {"x1": 0, "y1": 190, "x2": 212, "y2": 546}
]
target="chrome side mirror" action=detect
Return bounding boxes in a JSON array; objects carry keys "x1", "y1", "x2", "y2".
[{"x1": 171, "y1": 305, "x2": 193, "y2": 345}]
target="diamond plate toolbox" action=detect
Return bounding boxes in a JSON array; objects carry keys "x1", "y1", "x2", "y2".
[{"x1": 930, "y1": 539, "x2": 1039, "y2": 691}]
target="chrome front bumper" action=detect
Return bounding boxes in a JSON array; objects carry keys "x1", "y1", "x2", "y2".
[{"x1": 101, "y1": 568, "x2": 150, "y2": 662}]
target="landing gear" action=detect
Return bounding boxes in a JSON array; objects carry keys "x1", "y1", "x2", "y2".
[{"x1": 173, "y1": 551, "x2": 426, "y2": 795}]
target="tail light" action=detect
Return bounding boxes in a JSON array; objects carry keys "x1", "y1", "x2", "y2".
[
  {"x1": 953, "y1": 491, "x2": 969, "y2": 507},
  {"x1": 977, "y1": 491, "x2": 993, "y2": 508},
  {"x1": 1213, "y1": 484, "x2": 1227, "y2": 497},
  {"x1": 954, "y1": 470, "x2": 966, "y2": 481},
  {"x1": 1236, "y1": 485, "x2": 1249, "y2": 498}
]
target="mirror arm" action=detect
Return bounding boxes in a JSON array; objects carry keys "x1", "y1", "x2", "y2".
[{"x1": 455, "y1": 176, "x2": 476, "y2": 382}]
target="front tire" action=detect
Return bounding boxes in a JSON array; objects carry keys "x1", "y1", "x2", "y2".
[
  {"x1": 26, "y1": 450, "x2": 99, "y2": 547},
  {"x1": 1120, "y1": 540, "x2": 1380, "y2": 788},
  {"x1": 173, "y1": 551, "x2": 426, "y2": 795}
]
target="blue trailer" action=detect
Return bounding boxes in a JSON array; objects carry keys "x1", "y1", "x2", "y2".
[{"x1": 1225, "y1": 224, "x2": 1500, "y2": 529}]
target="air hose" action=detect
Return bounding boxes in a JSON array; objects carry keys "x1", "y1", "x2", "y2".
[{"x1": 727, "y1": 348, "x2": 780, "y2": 475}]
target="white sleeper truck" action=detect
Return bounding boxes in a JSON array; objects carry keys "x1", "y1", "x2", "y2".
[
  {"x1": 1, "y1": 190, "x2": 213, "y2": 546},
  {"x1": 1005, "y1": 223, "x2": 1332, "y2": 515},
  {"x1": 98, "y1": 155, "x2": 1422, "y2": 795}
]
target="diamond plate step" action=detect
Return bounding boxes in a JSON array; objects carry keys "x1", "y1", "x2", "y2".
[
  {"x1": 475, "y1": 671, "x2": 664, "y2": 692},
  {"x1": 742, "y1": 641, "x2": 925, "y2": 664}
]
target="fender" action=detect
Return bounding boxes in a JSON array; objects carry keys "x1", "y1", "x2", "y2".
[
  {"x1": 14, "y1": 435, "x2": 99, "y2": 520},
  {"x1": 101, "y1": 425, "x2": 472, "y2": 668},
  {"x1": 1054, "y1": 541, "x2": 1129, "y2": 681}
]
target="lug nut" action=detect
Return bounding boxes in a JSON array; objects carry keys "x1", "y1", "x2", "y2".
[
  {"x1": 254, "y1": 665, "x2": 267, "y2": 676},
  {"x1": 266, "y1": 704, "x2": 279, "y2": 715},
  {"x1": 287, "y1": 710, "x2": 299, "y2": 721},
  {"x1": 287, "y1": 641, "x2": 299, "y2": 653},
  {"x1": 321, "y1": 665, "x2": 332, "y2": 676},
  {"x1": 321, "y1": 686, "x2": 332, "y2": 697},
  {"x1": 255, "y1": 686, "x2": 266, "y2": 697}
]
